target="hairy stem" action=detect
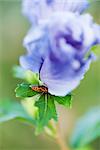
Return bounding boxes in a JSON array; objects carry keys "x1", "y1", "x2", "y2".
[{"x1": 55, "y1": 120, "x2": 70, "y2": 150}]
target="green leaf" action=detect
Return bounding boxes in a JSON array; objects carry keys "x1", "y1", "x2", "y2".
[
  {"x1": 91, "y1": 45, "x2": 100, "y2": 56},
  {"x1": 13, "y1": 65, "x2": 42, "y2": 84},
  {"x1": 15, "y1": 83, "x2": 38, "y2": 98},
  {"x1": 70, "y1": 107, "x2": 100, "y2": 148},
  {"x1": 44, "y1": 121, "x2": 57, "y2": 138},
  {"x1": 35, "y1": 94, "x2": 57, "y2": 133},
  {"x1": 25, "y1": 70, "x2": 40, "y2": 84},
  {"x1": 0, "y1": 99, "x2": 36, "y2": 125},
  {"x1": 21, "y1": 95, "x2": 41, "y2": 118},
  {"x1": 54, "y1": 94, "x2": 72, "y2": 108},
  {"x1": 12, "y1": 65, "x2": 26, "y2": 79},
  {"x1": 75, "y1": 147, "x2": 93, "y2": 150}
]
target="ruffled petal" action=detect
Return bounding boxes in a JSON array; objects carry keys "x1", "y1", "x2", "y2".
[
  {"x1": 20, "y1": 27, "x2": 49, "y2": 72},
  {"x1": 40, "y1": 54, "x2": 93, "y2": 96},
  {"x1": 23, "y1": 27, "x2": 48, "y2": 55},
  {"x1": 22, "y1": 0, "x2": 89, "y2": 24},
  {"x1": 20, "y1": 55, "x2": 43, "y2": 73},
  {"x1": 51, "y1": 0, "x2": 89, "y2": 13}
]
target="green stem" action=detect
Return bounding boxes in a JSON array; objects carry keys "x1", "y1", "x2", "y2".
[{"x1": 55, "y1": 121, "x2": 70, "y2": 150}]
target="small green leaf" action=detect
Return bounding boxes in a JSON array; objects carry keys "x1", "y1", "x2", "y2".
[
  {"x1": 21, "y1": 95, "x2": 41, "y2": 118},
  {"x1": 25, "y1": 70, "x2": 41, "y2": 84},
  {"x1": 35, "y1": 94, "x2": 57, "y2": 133},
  {"x1": 44, "y1": 121, "x2": 57, "y2": 138},
  {"x1": 54, "y1": 94, "x2": 72, "y2": 108},
  {"x1": 12, "y1": 66, "x2": 26, "y2": 79},
  {"x1": 91, "y1": 45, "x2": 100, "y2": 56},
  {"x1": 75, "y1": 147, "x2": 93, "y2": 150},
  {"x1": 70, "y1": 107, "x2": 100, "y2": 148},
  {"x1": 0, "y1": 99, "x2": 36, "y2": 125},
  {"x1": 15, "y1": 83, "x2": 38, "y2": 98},
  {"x1": 13, "y1": 65, "x2": 42, "y2": 84}
]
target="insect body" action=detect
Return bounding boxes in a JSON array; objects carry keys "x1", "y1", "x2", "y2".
[{"x1": 31, "y1": 85, "x2": 48, "y2": 93}]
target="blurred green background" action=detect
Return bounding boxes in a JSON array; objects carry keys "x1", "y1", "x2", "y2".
[{"x1": 0, "y1": 1, "x2": 100, "y2": 150}]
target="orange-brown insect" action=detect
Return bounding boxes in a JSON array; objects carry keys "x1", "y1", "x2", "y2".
[{"x1": 31, "y1": 85, "x2": 48, "y2": 93}]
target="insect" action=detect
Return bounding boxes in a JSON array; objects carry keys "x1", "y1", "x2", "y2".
[{"x1": 31, "y1": 85, "x2": 48, "y2": 93}]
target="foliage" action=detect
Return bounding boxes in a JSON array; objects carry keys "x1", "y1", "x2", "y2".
[
  {"x1": 91, "y1": 45, "x2": 100, "y2": 56},
  {"x1": 35, "y1": 94, "x2": 57, "y2": 134},
  {"x1": 0, "y1": 99, "x2": 36, "y2": 125},
  {"x1": 70, "y1": 107, "x2": 100, "y2": 148},
  {"x1": 14, "y1": 70, "x2": 72, "y2": 133},
  {"x1": 54, "y1": 94, "x2": 72, "y2": 108},
  {"x1": 0, "y1": 66, "x2": 72, "y2": 135},
  {"x1": 15, "y1": 81, "x2": 72, "y2": 133},
  {"x1": 13, "y1": 66, "x2": 41, "y2": 84},
  {"x1": 75, "y1": 147, "x2": 93, "y2": 150},
  {"x1": 15, "y1": 83, "x2": 38, "y2": 98}
]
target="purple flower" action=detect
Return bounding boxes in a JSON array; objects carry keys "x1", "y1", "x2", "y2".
[
  {"x1": 20, "y1": 12, "x2": 100, "y2": 96},
  {"x1": 22, "y1": 0, "x2": 89, "y2": 24}
]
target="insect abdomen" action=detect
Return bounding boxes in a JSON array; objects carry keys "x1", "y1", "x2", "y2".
[{"x1": 31, "y1": 86, "x2": 48, "y2": 93}]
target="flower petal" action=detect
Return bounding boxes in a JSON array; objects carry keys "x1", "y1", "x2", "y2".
[
  {"x1": 40, "y1": 54, "x2": 93, "y2": 96},
  {"x1": 20, "y1": 55, "x2": 43, "y2": 73},
  {"x1": 22, "y1": 0, "x2": 89, "y2": 24},
  {"x1": 20, "y1": 27, "x2": 49, "y2": 73},
  {"x1": 51, "y1": 0, "x2": 89, "y2": 13}
]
